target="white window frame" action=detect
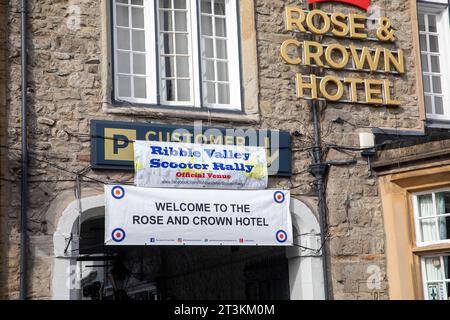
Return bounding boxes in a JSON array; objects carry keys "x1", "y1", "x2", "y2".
[
  {"x1": 157, "y1": 0, "x2": 199, "y2": 107},
  {"x1": 112, "y1": 0, "x2": 158, "y2": 104},
  {"x1": 418, "y1": 2, "x2": 450, "y2": 120},
  {"x1": 420, "y1": 255, "x2": 450, "y2": 300},
  {"x1": 199, "y1": 0, "x2": 241, "y2": 110},
  {"x1": 412, "y1": 187, "x2": 450, "y2": 247},
  {"x1": 112, "y1": 0, "x2": 242, "y2": 111}
]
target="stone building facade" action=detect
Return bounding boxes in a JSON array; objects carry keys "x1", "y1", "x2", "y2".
[
  {"x1": 0, "y1": 0, "x2": 434, "y2": 300},
  {"x1": 0, "y1": 0, "x2": 11, "y2": 299}
]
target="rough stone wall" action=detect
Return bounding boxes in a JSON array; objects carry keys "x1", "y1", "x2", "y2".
[
  {"x1": 378, "y1": 138, "x2": 450, "y2": 163},
  {"x1": 2, "y1": 0, "x2": 422, "y2": 299},
  {"x1": 254, "y1": 0, "x2": 420, "y2": 299},
  {"x1": 0, "y1": 0, "x2": 12, "y2": 300}
]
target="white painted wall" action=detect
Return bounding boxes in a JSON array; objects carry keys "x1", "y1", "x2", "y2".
[{"x1": 287, "y1": 199, "x2": 325, "y2": 300}]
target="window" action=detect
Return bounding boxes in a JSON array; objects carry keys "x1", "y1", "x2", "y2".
[
  {"x1": 421, "y1": 255, "x2": 450, "y2": 300},
  {"x1": 413, "y1": 190, "x2": 450, "y2": 246},
  {"x1": 418, "y1": 2, "x2": 450, "y2": 119},
  {"x1": 413, "y1": 188, "x2": 450, "y2": 300},
  {"x1": 112, "y1": 0, "x2": 242, "y2": 111},
  {"x1": 378, "y1": 165, "x2": 450, "y2": 299}
]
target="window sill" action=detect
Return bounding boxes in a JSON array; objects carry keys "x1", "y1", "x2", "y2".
[
  {"x1": 412, "y1": 243, "x2": 450, "y2": 255},
  {"x1": 426, "y1": 117, "x2": 450, "y2": 129},
  {"x1": 102, "y1": 102, "x2": 260, "y2": 125}
]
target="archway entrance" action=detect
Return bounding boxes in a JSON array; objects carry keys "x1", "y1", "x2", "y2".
[
  {"x1": 52, "y1": 196, "x2": 324, "y2": 300},
  {"x1": 79, "y1": 215, "x2": 290, "y2": 300}
]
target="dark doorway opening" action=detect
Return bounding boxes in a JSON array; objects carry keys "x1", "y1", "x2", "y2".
[{"x1": 78, "y1": 216, "x2": 290, "y2": 300}]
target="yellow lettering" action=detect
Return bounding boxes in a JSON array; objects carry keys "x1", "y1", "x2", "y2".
[
  {"x1": 145, "y1": 130, "x2": 157, "y2": 141},
  {"x1": 365, "y1": 79, "x2": 384, "y2": 104},
  {"x1": 225, "y1": 136, "x2": 234, "y2": 145},
  {"x1": 236, "y1": 136, "x2": 246, "y2": 146},
  {"x1": 209, "y1": 135, "x2": 223, "y2": 145},
  {"x1": 344, "y1": 78, "x2": 364, "y2": 102},
  {"x1": 325, "y1": 43, "x2": 349, "y2": 69},
  {"x1": 303, "y1": 41, "x2": 324, "y2": 67},
  {"x1": 285, "y1": 6, "x2": 306, "y2": 32},
  {"x1": 296, "y1": 74, "x2": 318, "y2": 99},
  {"x1": 195, "y1": 135, "x2": 207, "y2": 144},
  {"x1": 280, "y1": 39, "x2": 301, "y2": 65},
  {"x1": 383, "y1": 79, "x2": 401, "y2": 105},
  {"x1": 320, "y1": 76, "x2": 344, "y2": 101},
  {"x1": 350, "y1": 46, "x2": 382, "y2": 71},
  {"x1": 306, "y1": 9, "x2": 331, "y2": 35},
  {"x1": 331, "y1": 12, "x2": 349, "y2": 37},
  {"x1": 384, "y1": 48, "x2": 404, "y2": 74},
  {"x1": 349, "y1": 14, "x2": 367, "y2": 39}
]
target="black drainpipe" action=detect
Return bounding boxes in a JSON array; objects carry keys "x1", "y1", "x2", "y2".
[
  {"x1": 306, "y1": 2, "x2": 331, "y2": 301},
  {"x1": 309, "y1": 99, "x2": 331, "y2": 301},
  {"x1": 19, "y1": 0, "x2": 28, "y2": 301}
]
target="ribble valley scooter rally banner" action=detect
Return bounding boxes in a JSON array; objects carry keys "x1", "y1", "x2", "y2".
[
  {"x1": 105, "y1": 185, "x2": 293, "y2": 246},
  {"x1": 134, "y1": 141, "x2": 268, "y2": 189}
]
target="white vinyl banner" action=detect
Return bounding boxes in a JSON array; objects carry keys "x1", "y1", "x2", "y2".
[
  {"x1": 105, "y1": 185, "x2": 293, "y2": 246},
  {"x1": 134, "y1": 141, "x2": 268, "y2": 189}
]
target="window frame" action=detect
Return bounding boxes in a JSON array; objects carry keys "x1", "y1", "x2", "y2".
[
  {"x1": 157, "y1": 0, "x2": 199, "y2": 107},
  {"x1": 112, "y1": 0, "x2": 158, "y2": 104},
  {"x1": 412, "y1": 187, "x2": 450, "y2": 247},
  {"x1": 412, "y1": 187, "x2": 450, "y2": 300},
  {"x1": 420, "y1": 254, "x2": 450, "y2": 300},
  {"x1": 110, "y1": 0, "x2": 244, "y2": 113},
  {"x1": 418, "y1": 2, "x2": 450, "y2": 120},
  {"x1": 198, "y1": 0, "x2": 242, "y2": 110}
]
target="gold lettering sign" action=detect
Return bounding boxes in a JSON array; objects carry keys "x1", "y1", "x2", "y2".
[
  {"x1": 281, "y1": 6, "x2": 403, "y2": 106},
  {"x1": 103, "y1": 129, "x2": 274, "y2": 163},
  {"x1": 295, "y1": 75, "x2": 401, "y2": 106}
]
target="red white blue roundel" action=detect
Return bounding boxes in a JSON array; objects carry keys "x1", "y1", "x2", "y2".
[
  {"x1": 274, "y1": 191, "x2": 285, "y2": 204},
  {"x1": 111, "y1": 186, "x2": 125, "y2": 200},
  {"x1": 276, "y1": 230, "x2": 288, "y2": 243},
  {"x1": 112, "y1": 228, "x2": 126, "y2": 242}
]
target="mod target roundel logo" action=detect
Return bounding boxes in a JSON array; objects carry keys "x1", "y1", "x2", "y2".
[
  {"x1": 112, "y1": 228, "x2": 126, "y2": 242},
  {"x1": 111, "y1": 186, "x2": 125, "y2": 200},
  {"x1": 276, "y1": 230, "x2": 288, "y2": 243},
  {"x1": 274, "y1": 191, "x2": 285, "y2": 204}
]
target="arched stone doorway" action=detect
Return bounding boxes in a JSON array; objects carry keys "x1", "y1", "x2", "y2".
[{"x1": 51, "y1": 195, "x2": 324, "y2": 300}]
